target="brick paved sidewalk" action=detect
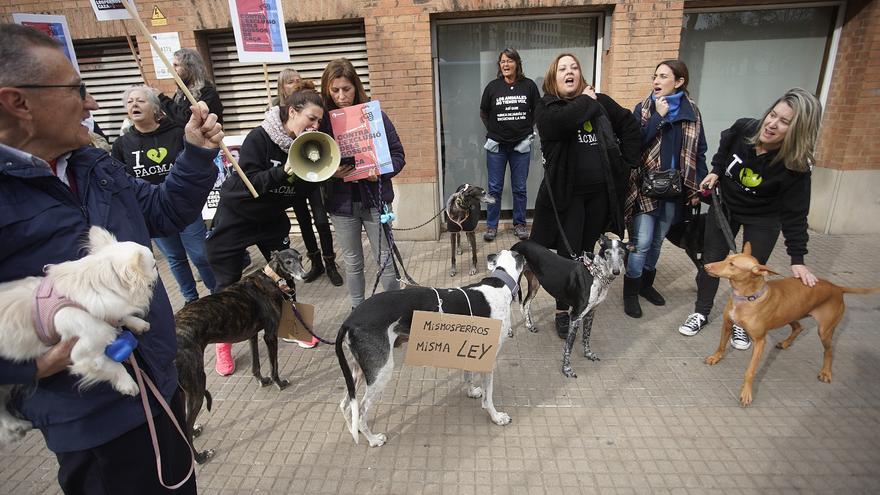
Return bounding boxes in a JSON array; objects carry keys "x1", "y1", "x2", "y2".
[{"x1": 3, "y1": 229, "x2": 880, "y2": 494}]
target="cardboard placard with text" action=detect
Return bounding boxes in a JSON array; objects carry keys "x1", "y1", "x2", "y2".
[
  {"x1": 277, "y1": 302, "x2": 314, "y2": 343},
  {"x1": 404, "y1": 311, "x2": 502, "y2": 373}
]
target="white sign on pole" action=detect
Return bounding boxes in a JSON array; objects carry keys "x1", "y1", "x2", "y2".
[
  {"x1": 228, "y1": 0, "x2": 290, "y2": 64},
  {"x1": 88, "y1": 0, "x2": 134, "y2": 21},
  {"x1": 150, "y1": 32, "x2": 182, "y2": 80},
  {"x1": 12, "y1": 13, "x2": 80, "y2": 73}
]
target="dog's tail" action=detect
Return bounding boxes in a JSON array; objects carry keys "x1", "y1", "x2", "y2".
[
  {"x1": 335, "y1": 324, "x2": 359, "y2": 444},
  {"x1": 840, "y1": 286, "x2": 880, "y2": 295},
  {"x1": 204, "y1": 390, "x2": 212, "y2": 412}
]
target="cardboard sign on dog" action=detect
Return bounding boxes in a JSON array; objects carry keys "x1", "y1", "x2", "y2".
[
  {"x1": 405, "y1": 311, "x2": 501, "y2": 373},
  {"x1": 277, "y1": 302, "x2": 314, "y2": 343}
]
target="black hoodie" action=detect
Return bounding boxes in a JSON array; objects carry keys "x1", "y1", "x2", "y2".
[{"x1": 111, "y1": 119, "x2": 186, "y2": 185}]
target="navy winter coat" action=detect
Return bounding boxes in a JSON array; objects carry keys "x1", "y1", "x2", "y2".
[{"x1": 0, "y1": 141, "x2": 218, "y2": 452}]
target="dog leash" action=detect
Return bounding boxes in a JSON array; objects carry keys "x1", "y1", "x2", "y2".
[
  {"x1": 287, "y1": 298, "x2": 336, "y2": 346},
  {"x1": 541, "y1": 178, "x2": 580, "y2": 261},
  {"x1": 710, "y1": 186, "x2": 738, "y2": 253},
  {"x1": 128, "y1": 353, "x2": 195, "y2": 490}
]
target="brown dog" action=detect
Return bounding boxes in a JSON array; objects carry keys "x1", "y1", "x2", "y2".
[{"x1": 703, "y1": 242, "x2": 880, "y2": 406}]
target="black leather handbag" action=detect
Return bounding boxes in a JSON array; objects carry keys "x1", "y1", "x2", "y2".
[{"x1": 641, "y1": 169, "x2": 683, "y2": 199}]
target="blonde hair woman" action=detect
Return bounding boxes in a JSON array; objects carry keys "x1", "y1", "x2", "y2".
[{"x1": 678, "y1": 88, "x2": 823, "y2": 350}]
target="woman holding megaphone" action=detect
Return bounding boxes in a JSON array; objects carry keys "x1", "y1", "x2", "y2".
[{"x1": 205, "y1": 80, "x2": 327, "y2": 375}]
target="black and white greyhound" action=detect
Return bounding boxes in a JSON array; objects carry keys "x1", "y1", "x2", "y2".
[
  {"x1": 335, "y1": 249, "x2": 525, "y2": 447},
  {"x1": 446, "y1": 184, "x2": 495, "y2": 277},
  {"x1": 512, "y1": 236, "x2": 629, "y2": 378}
]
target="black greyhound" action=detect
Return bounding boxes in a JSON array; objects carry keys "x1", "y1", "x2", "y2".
[
  {"x1": 446, "y1": 184, "x2": 495, "y2": 277},
  {"x1": 512, "y1": 237, "x2": 630, "y2": 378}
]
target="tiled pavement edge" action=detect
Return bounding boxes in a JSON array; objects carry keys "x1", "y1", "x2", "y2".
[{"x1": 2, "y1": 228, "x2": 880, "y2": 494}]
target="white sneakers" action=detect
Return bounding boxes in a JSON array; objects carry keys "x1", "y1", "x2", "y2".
[{"x1": 678, "y1": 313, "x2": 707, "y2": 336}]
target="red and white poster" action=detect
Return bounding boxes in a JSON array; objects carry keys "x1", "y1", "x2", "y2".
[
  {"x1": 228, "y1": 0, "x2": 290, "y2": 63},
  {"x1": 329, "y1": 101, "x2": 394, "y2": 182}
]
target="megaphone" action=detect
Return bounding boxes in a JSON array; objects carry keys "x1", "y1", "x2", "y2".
[{"x1": 286, "y1": 131, "x2": 340, "y2": 182}]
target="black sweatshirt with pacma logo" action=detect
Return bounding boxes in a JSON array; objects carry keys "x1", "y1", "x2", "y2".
[
  {"x1": 711, "y1": 118, "x2": 810, "y2": 264},
  {"x1": 111, "y1": 119, "x2": 185, "y2": 185}
]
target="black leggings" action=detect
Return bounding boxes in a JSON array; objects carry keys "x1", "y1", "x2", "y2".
[
  {"x1": 555, "y1": 188, "x2": 609, "y2": 311},
  {"x1": 291, "y1": 187, "x2": 335, "y2": 256},
  {"x1": 205, "y1": 208, "x2": 291, "y2": 291},
  {"x1": 695, "y1": 205, "x2": 781, "y2": 316}
]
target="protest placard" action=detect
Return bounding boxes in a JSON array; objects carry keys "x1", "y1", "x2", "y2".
[
  {"x1": 404, "y1": 311, "x2": 502, "y2": 373},
  {"x1": 328, "y1": 101, "x2": 393, "y2": 182},
  {"x1": 228, "y1": 0, "x2": 290, "y2": 64},
  {"x1": 88, "y1": 0, "x2": 133, "y2": 21},
  {"x1": 202, "y1": 135, "x2": 245, "y2": 221},
  {"x1": 12, "y1": 14, "x2": 79, "y2": 72},
  {"x1": 150, "y1": 32, "x2": 181, "y2": 80}
]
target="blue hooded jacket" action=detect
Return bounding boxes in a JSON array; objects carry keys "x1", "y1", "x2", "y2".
[{"x1": 0, "y1": 141, "x2": 218, "y2": 453}]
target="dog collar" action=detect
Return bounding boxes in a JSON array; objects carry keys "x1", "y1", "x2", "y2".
[
  {"x1": 263, "y1": 265, "x2": 294, "y2": 296},
  {"x1": 32, "y1": 277, "x2": 84, "y2": 346},
  {"x1": 490, "y1": 269, "x2": 518, "y2": 295},
  {"x1": 733, "y1": 284, "x2": 768, "y2": 302}
]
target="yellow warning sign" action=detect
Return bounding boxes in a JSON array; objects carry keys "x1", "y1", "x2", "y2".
[{"x1": 151, "y1": 6, "x2": 167, "y2": 26}]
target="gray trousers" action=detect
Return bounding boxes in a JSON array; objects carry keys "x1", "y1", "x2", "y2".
[{"x1": 331, "y1": 202, "x2": 400, "y2": 307}]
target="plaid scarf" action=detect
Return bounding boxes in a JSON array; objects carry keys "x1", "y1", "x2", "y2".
[{"x1": 625, "y1": 94, "x2": 701, "y2": 224}]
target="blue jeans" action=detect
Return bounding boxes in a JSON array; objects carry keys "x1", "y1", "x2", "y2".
[
  {"x1": 626, "y1": 201, "x2": 677, "y2": 278},
  {"x1": 331, "y1": 203, "x2": 400, "y2": 308},
  {"x1": 154, "y1": 217, "x2": 217, "y2": 302},
  {"x1": 486, "y1": 144, "x2": 530, "y2": 227}
]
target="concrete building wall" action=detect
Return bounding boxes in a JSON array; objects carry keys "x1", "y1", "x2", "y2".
[{"x1": 3, "y1": 0, "x2": 877, "y2": 236}]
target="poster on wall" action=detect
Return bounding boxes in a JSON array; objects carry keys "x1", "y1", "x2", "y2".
[
  {"x1": 12, "y1": 13, "x2": 80, "y2": 72},
  {"x1": 227, "y1": 0, "x2": 290, "y2": 63},
  {"x1": 88, "y1": 0, "x2": 134, "y2": 21},
  {"x1": 329, "y1": 100, "x2": 393, "y2": 182},
  {"x1": 150, "y1": 32, "x2": 181, "y2": 79},
  {"x1": 203, "y1": 135, "x2": 246, "y2": 221}
]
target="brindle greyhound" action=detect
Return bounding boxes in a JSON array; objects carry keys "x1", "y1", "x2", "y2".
[
  {"x1": 446, "y1": 184, "x2": 495, "y2": 277},
  {"x1": 174, "y1": 248, "x2": 304, "y2": 463}
]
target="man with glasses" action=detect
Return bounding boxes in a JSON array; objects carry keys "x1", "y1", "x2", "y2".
[{"x1": 0, "y1": 24, "x2": 223, "y2": 494}]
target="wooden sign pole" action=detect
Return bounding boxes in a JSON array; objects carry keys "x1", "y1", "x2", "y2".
[
  {"x1": 121, "y1": 0, "x2": 259, "y2": 198},
  {"x1": 263, "y1": 63, "x2": 273, "y2": 108}
]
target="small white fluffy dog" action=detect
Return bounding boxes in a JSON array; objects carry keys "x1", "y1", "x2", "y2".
[{"x1": 0, "y1": 226, "x2": 158, "y2": 445}]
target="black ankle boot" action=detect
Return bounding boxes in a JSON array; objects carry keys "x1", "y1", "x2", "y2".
[
  {"x1": 623, "y1": 275, "x2": 642, "y2": 318},
  {"x1": 324, "y1": 254, "x2": 343, "y2": 286},
  {"x1": 555, "y1": 312, "x2": 570, "y2": 339},
  {"x1": 639, "y1": 268, "x2": 666, "y2": 306},
  {"x1": 302, "y1": 251, "x2": 324, "y2": 283}
]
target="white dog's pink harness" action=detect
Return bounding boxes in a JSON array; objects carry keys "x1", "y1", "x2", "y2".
[{"x1": 32, "y1": 277, "x2": 84, "y2": 346}]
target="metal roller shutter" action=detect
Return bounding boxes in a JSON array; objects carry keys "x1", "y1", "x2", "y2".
[
  {"x1": 74, "y1": 38, "x2": 143, "y2": 143},
  {"x1": 207, "y1": 23, "x2": 370, "y2": 137}
]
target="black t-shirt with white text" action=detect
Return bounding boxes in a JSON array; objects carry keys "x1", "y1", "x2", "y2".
[{"x1": 480, "y1": 77, "x2": 540, "y2": 144}]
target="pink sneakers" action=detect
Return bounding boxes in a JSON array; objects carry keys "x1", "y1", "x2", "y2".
[{"x1": 215, "y1": 343, "x2": 235, "y2": 376}]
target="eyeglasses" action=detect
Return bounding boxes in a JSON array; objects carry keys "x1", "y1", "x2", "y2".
[{"x1": 13, "y1": 82, "x2": 86, "y2": 100}]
